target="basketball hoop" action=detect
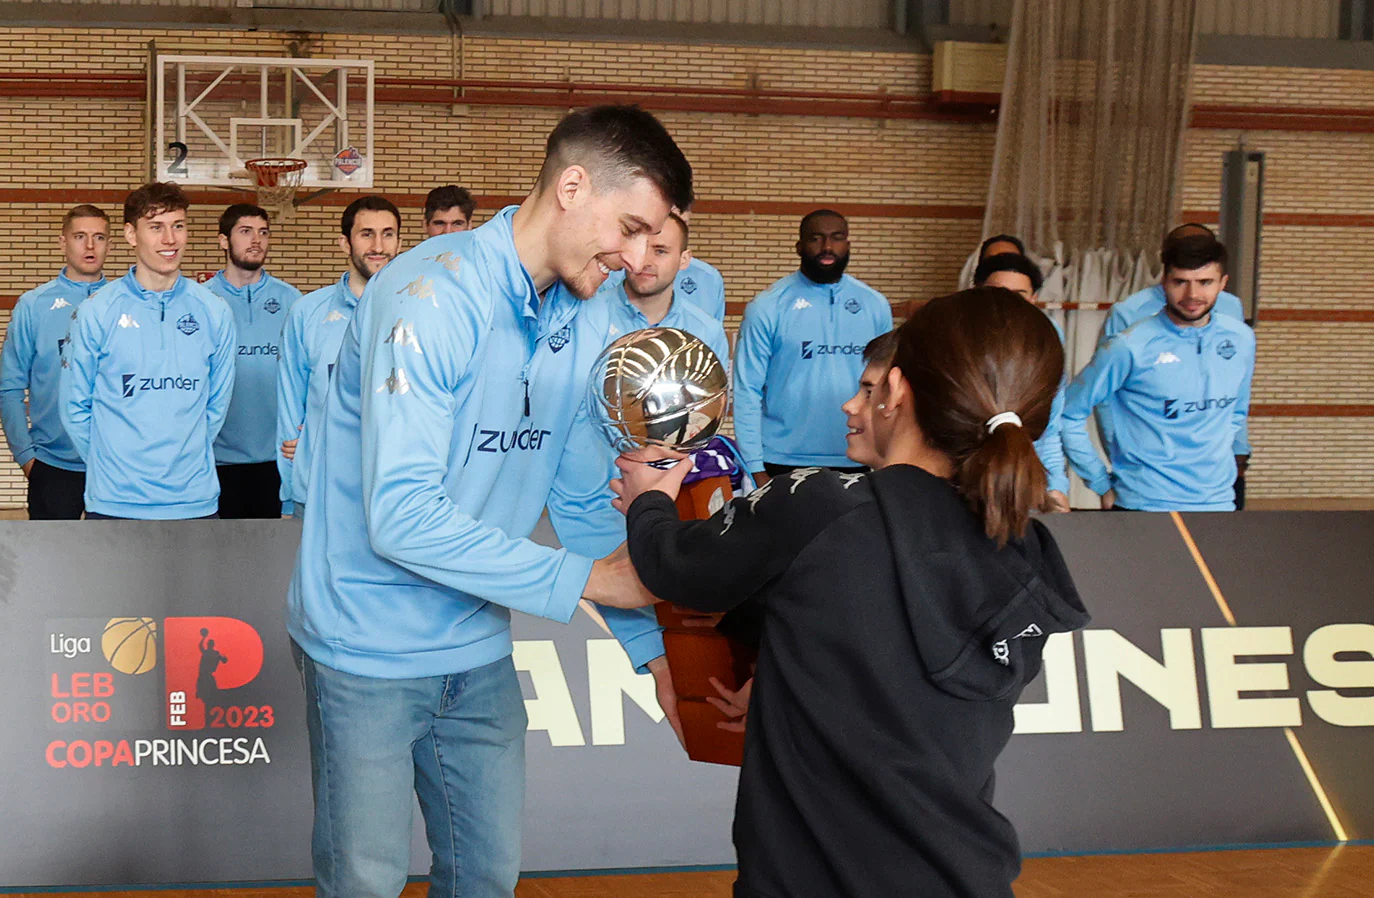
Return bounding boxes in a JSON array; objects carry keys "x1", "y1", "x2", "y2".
[{"x1": 244, "y1": 157, "x2": 307, "y2": 210}]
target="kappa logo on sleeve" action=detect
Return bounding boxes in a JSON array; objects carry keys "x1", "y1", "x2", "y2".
[{"x1": 384, "y1": 319, "x2": 423, "y2": 355}]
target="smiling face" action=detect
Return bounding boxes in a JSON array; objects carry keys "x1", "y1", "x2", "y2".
[
  {"x1": 624, "y1": 214, "x2": 689, "y2": 300},
  {"x1": 61, "y1": 216, "x2": 109, "y2": 278},
  {"x1": 125, "y1": 208, "x2": 187, "y2": 280},
  {"x1": 220, "y1": 215, "x2": 270, "y2": 272},
  {"x1": 1163, "y1": 261, "x2": 1227, "y2": 326},
  {"x1": 841, "y1": 359, "x2": 891, "y2": 468},
  {"x1": 547, "y1": 167, "x2": 674, "y2": 300},
  {"x1": 339, "y1": 209, "x2": 400, "y2": 284}
]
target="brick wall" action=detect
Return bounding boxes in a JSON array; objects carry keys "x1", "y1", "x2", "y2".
[{"x1": 0, "y1": 26, "x2": 1371, "y2": 508}]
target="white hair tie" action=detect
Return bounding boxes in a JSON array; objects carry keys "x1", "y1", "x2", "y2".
[{"x1": 986, "y1": 411, "x2": 1023, "y2": 434}]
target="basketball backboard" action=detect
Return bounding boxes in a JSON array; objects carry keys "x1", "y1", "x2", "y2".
[{"x1": 154, "y1": 54, "x2": 375, "y2": 191}]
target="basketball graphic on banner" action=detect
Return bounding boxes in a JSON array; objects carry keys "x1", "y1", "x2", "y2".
[{"x1": 101, "y1": 617, "x2": 158, "y2": 675}]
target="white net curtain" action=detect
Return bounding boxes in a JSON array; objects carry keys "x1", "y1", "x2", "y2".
[{"x1": 964, "y1": 0, "x2": 1200, "y2": 504}]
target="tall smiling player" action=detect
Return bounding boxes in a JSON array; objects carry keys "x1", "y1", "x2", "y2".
[{"x1": 287, "y1": 105, "x2": 693, "y2": 898}]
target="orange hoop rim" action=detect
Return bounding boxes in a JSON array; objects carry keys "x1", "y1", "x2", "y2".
[{"x1": 244, "y1": 157, "x2": 307, "y2": 187}]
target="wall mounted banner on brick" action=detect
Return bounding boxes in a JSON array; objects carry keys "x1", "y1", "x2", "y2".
[{"x1": 0, "y1": 513, "x2": 1369, "y2": 888}]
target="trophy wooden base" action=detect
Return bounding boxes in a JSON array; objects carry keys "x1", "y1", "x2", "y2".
[{"x1": 658, "y1": 475, "x2": 753, "y2": 767}]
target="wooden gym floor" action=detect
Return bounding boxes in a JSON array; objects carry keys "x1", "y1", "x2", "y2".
[{"x1": 5, "y1": 845, "x2": 1369, "y2": 898}]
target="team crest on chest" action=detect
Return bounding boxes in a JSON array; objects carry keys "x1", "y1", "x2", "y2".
[
  {"x1": 176, "y1": 314, "x2": 199, "y2": 336},
  {"x1": 1216, "y1": 339, "x2": 1236, "y2": 360},
  {"x1": 263, "y1": 297, "x2": 281, "y2": 314},
  {"x1": 548, "y1": 325, "x2": 571, "y2": 353},
  {"x1": 844, "y1": 297, "x2": 861, "y2": 314},
  {"x1": 680, "y1": 276, "x2": 698, "y2": 295}
]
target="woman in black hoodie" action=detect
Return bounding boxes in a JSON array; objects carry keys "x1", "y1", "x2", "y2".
[{"x1": 611, "y1": 287, "x2": 1091, "y2": 898}]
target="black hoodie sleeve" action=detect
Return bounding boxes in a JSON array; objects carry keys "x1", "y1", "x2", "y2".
[{"x1": 625, "y1": 469, "x2": 863, "y2": 612}]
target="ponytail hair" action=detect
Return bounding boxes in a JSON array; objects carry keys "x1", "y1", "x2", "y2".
[{"x1": 892, "y1": 287, "x2": 1063, "y2": 546}]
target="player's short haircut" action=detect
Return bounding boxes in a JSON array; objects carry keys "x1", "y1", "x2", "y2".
[
  {"x1": 538, "y1": 105, "x2": 693, "y2": 212},
  {"x1": 1163, "y1": 222, "x2": 1215, "y2": 250},
  {"x1": 218, "y1": 203, "x2": 270, "y2": 236},
  {"x1": 1162, "y1": 233, "x2": 1228, "y2": 276},
  {"x1": 123, "y1": 182, "x2": 190, "y2": 225},
  {"x1": 863, "y1": 330, "x2": 899, "y2": 366},
  {"x1": 424, "y1": 185, "x2": 476, "y2": 223},
  {"x1": 973, "y1": 252, "x2": 1044, "y2": 294},
  {"x1": 799, "y1": 208, "x2": 846, "y2": 238},
  {"x1": 341, "y1": 195, "x2": 401, "y2": 237},
  {"x1": 663, "y1": 211, "x2": 689, "y2": 249},
  {"x1": 979, "y1": 233, "x2": 1026, "y2": 258},
  {"x1": 62, "y1": 205, "x2": 109, "y2": 232}
]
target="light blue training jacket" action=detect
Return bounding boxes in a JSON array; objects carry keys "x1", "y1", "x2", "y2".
[
  {"x1": 205, "y1": 270, "x2": 301, "y2": 465},
  {"x1": 1063, "y1": 309, "x2": 1255, "y2": 512},
  {"x1": 287, "y1": 209, "x2": 662, "y2": 679},
  {"x1": 61, "y1": 268, "x2": 236, "y2": 519},
  {"x1": 732, "y1": 271, "x2": 892, "y2": 472},
  {"x1": 276, "y1": 273, "x2": 358, "y2": 507},
  {"x1": 0, "y1": 269, "x2": 106, "y2": 471},
  {"x1": 1101, "y1": 284, "x2": 1251, "y2": 456}
]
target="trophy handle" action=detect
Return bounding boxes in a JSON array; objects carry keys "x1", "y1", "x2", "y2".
[{"x1": 657, "y1": 475, "x2": 752, "y2": 766}]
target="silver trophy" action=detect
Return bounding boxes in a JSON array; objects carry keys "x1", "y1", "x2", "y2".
[{"x1": 588, "y1": 327, "x2": 729, "y2": 453}]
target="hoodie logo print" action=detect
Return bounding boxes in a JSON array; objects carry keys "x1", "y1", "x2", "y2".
[
  {"x1": 377, "y1": 367, "x2": 411, "y2": 395},
  {"x1": 788, "y1": 467, "x2": 822, "y2": 494},
  {"x1": 177, "y1": 314, "x2": 199, "y2": 336},
  {"x1": 839, "y1": 472, "x2": 865, "y2": 490},
  {"x1": 719, "y1": 502, "x2": 737, "y2": 535},
  {"x1": 745, "y1": 480, "x2": 774, "y2": 513},
  {"x1": 425, "y1": 251, "x2": 462, "y2": 273},
  {"x1": 992, "y1": 622, "x2": 1046, "y2": 666},
  {"x1": 118, "y1": 314, "x2": 139, "y2": 329},
  {"x1": 384, "y1": 319, "x2": 423, "y2": 355}
]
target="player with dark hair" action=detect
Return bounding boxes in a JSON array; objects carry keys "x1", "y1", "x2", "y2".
[
  {"x1": 61, "y1": 182, "x2": 236, "y2": 520},
  {"x1": 423, "y1": 184, "x2": 477, "y2": 236},
  {"x1": 1063, "y1": 234, "x2": 1254, "y2": 511},
  {"x1": 733, "y1": 209, "x2": 892, "y2": 484},
  {"x1": 288, "y1": 105, "x2": 692, "y2": 897},
  {"x1": 979, "y1": 233, "x2": 1026, "y2": 259},
  {"x1": 276, "y1": 195, "x2": 399, "y2": 518},
  {"x1": 1100, "y1": 223, "x2": 1253, "y2": 505},
  {"x1": 205, "y1": 203, "x2": 301, "y2": 518},
  {"x1": 974, "y1": 252, "x2": 1070, "y2": 512},
  {"x1": 612, "y1": 286, "x2": 1089, "y2": 898},
  {"x1": 0, "y1": 204, "x2": 110, "y2": 518}
]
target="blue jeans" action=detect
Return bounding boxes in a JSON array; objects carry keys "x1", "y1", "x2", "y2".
[{"x1": 295, "y1": 645, "x2": 528, "y2": 898}]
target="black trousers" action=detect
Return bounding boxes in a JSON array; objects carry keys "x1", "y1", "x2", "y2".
[
  {"x1": 216, "y1": 462, "x2": 282, "y2": 519},
  {"x1": 27, "y1": 460, "x2": 85, "y2": 520},
  {"x1": 762, "y1": 462, "x2": 867, "y2": 478}
]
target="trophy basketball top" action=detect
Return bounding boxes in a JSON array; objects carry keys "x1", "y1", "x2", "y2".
[{"x1": 589, "y1": 327, "x2": 729, "y2": 454}]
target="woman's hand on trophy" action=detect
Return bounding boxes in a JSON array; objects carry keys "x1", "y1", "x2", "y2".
[
  {"x1": 584, "y1": 542, "x2": 659, "y2": 609},
  {"x1": 611, "y1": 446, "x2": 691, "y2": 511},
  {"x1": 707, "y1": 676, "x2": 752, "y2": 734}
]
